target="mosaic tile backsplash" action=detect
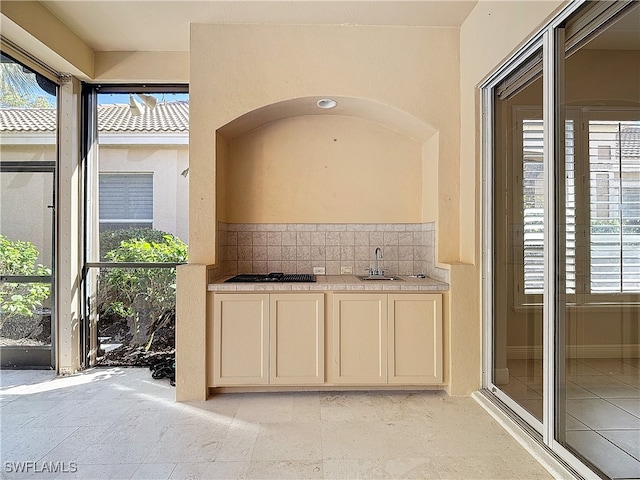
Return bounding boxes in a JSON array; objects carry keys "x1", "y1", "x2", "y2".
[{"x1": 218, "y1": 223, "x2": 449, "y2": 283}]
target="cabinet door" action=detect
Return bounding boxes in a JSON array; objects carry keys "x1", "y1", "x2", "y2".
[
  {"x1": 270, "y1": 294, "x2": 325, "y2": 385},
  {"x1": 333, "y1": 294, "x2": 387, "y2": 384},
  {"x1": 388, "y1": 294, "x2": 442, "y2": 384},
  {"x1": 212, "y1": 293, "x2": 269, "y2": 385}
]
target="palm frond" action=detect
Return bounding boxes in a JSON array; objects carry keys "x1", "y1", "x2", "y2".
[{"x1": 0, "y1": 56, "x2": 55, "y2": 107}]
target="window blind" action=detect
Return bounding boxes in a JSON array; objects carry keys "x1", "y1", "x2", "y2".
[{"x1": 99, "y1": 173, "x2": 153, "y2": 228}]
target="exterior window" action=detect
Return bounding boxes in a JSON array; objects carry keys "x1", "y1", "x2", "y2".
[
  {"x1": 589, "y1": 119, "x2": 640, "y2": 293},
  {"x1": 519, "y1": 111, "x2": 640, "y2": 299},
  {"x1": 98, "y1": 173, "x2": 153, "y2": 231}
]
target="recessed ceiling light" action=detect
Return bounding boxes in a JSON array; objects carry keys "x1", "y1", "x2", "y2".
[{"x1": 317, "y1": 98, "x2": 337, "y2": 109}]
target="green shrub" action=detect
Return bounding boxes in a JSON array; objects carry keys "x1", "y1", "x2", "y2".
[
  {"x1": 98, "y1": 233, "x2": 187, "y2": 343},
  {"x1": 0, "y1": 234, "x2": 51, "y2": 325},
  {"x1": 99, "y1": 227, "x2": 176, "y2": 260}
]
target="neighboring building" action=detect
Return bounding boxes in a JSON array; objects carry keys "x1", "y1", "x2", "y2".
[{"x1": 0, "y1": 101, "x2": 189, "y2": 259}]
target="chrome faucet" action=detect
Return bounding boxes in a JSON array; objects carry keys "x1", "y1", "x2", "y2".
[{"x1": 372, "y1": 247, "x2": 384, "y2": 277}]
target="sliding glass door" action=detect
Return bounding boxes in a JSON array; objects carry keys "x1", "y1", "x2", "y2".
[
  {"x1": 485, "y1": 1, "x2": 640, "y2": 477},
  {"x1": 490, "y1": 45, "x2": 545, "y2": 428},
  {"x1": 556, "y1": 5, "x2": 640, "y2": 477}
]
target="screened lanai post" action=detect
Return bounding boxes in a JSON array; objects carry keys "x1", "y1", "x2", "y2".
[{"x1": 81, "y1": 85, "x2": 99, "y2": 367}]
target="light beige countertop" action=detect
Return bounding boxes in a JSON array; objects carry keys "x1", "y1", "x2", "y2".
[{"x1": 207, "y1": 275, "x2": 448, "y2": 292}]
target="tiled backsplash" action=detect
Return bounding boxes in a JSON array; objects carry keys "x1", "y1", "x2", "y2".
[{"x1": 218, "y1": 223, "x2": 449, "y2": 283}]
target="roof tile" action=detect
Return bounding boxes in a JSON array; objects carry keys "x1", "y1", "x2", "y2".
[{"x1": 0, "y1": 101, "x2": 189, "y2": 133}]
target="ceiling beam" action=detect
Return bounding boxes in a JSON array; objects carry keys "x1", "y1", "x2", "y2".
[{"x1": 1, "y1": 1, "x2": 94, "y2": 79}]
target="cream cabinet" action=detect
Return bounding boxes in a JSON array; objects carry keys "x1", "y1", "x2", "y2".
[
  {"x1": 212, "y1": 293, "x2": 324, "y2": 386},
  {"x1": 388, "y1": 294, "x2": 442, "y2": 384},
  {"x1": 332, "y1": 293, "x2": 442, "y2": 385},
  {"x1": 332, "y1": 294, "x2": 388, "y2": 384},
  {"x1": 212, "y1": 293, "x2": 270, "y2": 385},
  {"x1": 270, "y1": 294, "x2": 325, "y2": 384},
  {"x1": 212, "y1": 291, "x2": 442, "y2": 388}
]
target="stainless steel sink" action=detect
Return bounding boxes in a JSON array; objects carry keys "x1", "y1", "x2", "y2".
[{"x1": 356, "y1": 275, "x2": 404, "y2": 281}]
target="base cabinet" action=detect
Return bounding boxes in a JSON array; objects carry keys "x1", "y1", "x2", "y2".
[
  {"x1": 212, "y1": 293, "x2": 269, "y2": 385},
  {"x1": 211, "y1": 291, "x2": 443, "y2": 388},
  {"x1": 270, "y1": 294, "x2": 325, "y2": 384},
  {"x1": 388, "y1": 294, "x2": 443, "y2": 384},
  {"x1": 212, "y1": 293, "x2": 324, "y2": 386},
  {"x1": 332, "y1": 293, "x2": 443, "y2": 385},
  {"x1": 332, "y1": 294, "x2": 387, "y2": 384}
]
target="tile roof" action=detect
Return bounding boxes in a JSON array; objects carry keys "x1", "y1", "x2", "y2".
[
  {"x1": 0, "y1": 108, "x2": 56, "y2": 132},
  {"x1": 0, "y1": 101, "x2": 189, "y2": 133}
]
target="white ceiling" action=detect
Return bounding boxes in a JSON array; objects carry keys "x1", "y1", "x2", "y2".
[{"x1": 40, "y1": 0, "x2": 478, "y2": 52}]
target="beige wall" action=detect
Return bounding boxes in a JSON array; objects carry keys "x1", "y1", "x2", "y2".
[
  {"x1": 183, "y1": 22, "x2": 463, "y2": 399},
  {"x1": 1, "y1": 1, "x2": 94, "y2": 79},
  {"x1": 223, "y1": 115, "x2": 422, "y2": 224},
  {"x1": 190, "y1": 23, "x2": 460, "y2": 265},
  {"x1": 566, "y1": 49, "x2": 640, "y2": 105},
  {"x1": 459, "y1": 0, "x2": 566, "y2": 263},
  {"x1": 93, "y1": 52, "x2": 189, "y2": 83}
]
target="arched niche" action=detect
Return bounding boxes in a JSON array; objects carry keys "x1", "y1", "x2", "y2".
[{"x1": 215, "y1": 96, "x2": 439, "y2": 224}]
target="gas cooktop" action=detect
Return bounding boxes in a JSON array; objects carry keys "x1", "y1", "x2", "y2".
[{"x1": 224, "y1": 272, "x2": 316, "y2": 283}]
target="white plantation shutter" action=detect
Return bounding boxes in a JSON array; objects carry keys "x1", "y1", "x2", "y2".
[
  {"x1": 99, "y1": 173, "x2": 153, "y2": 230},
  {"x1": 522, "y1": 119, "x2": 545, "y2": 294},
  {"x1": 564, "y1": 121, "x2": 577, "y2": 294},
  {"x1": 589, "y1": 120, "x2": 640, "y2": 293},
  {"x1": 522, "y1": 118, "x2": 576, "y2": 295}
]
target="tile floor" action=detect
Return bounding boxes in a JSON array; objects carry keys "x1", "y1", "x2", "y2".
[
  {"x1": 0, "y1": 368, "x2": 554, "y2": 480},
  {"x1": 504, "y1": 357, "x2": 640, "y2": 480}
]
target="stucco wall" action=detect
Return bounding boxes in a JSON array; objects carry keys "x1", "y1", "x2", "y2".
[
  {"x1": 224, "y1": 115, "x2": 422, "y2": 224},
  {"x1": 189, "y1": 23, "x2": 461, "y2": 265}
]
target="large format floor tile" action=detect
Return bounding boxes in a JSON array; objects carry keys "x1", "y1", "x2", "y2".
[
  {"x1": 565, "y1": 430, "x2": 640, "y2": 479},
  {"x1": 507, "y1": 357, "x2": 640, "y2": 479},
  {"x1": 0, "y1": 367, "x2": 555, "y2": 480}
]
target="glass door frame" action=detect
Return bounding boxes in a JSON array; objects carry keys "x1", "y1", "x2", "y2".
[
  {"x1": 0, "y1": 161, "x2": 56, "y2": 368},
  {"x1": 480, "y1": 0, "x2": 631, "y2": 477},
  {"x1": 481, "y1": 31, "x2": 548, "y2": 436}
]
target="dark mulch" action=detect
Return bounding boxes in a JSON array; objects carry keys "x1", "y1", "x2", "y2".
[
  {"x1": 0, "y1": 311, "x2": 52, "y2": 346},
  {"x1": 97, "y1": 308, "x2": 175, "y2": 367}
]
